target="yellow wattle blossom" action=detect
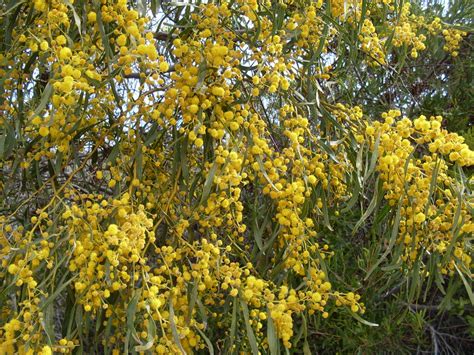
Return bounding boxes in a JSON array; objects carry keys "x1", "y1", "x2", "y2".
[
  {"x1": 0, "y1": 0, "x2": 471, "y2": 353},
  {"x1": 59, "y1": 47, "x2": 72, "y2": 60}
]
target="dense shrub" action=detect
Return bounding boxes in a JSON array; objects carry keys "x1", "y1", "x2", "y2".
[{"x1": 0, "y1": 0, "x2": 472, "y2": 353}]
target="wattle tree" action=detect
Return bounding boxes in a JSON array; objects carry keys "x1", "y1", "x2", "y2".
[{"x1": 0, "y1": 0, "x2": 472, "y2": 353}]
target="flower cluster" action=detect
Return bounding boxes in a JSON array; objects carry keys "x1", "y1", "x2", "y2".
[
  {"x1": 0, "y1": 0, "x2": 471, "y2": 353},
  {"x1": 363, "y1": 111, "x2": 473, "y2": 271}
]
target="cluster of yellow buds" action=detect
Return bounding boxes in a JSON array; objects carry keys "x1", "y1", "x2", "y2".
[
  {"x1": 364, "y1": 110, "x2": 473, "y2": 271},
  {"x1": 442, "y1": 28, "x2": 467, "y2": 57}
]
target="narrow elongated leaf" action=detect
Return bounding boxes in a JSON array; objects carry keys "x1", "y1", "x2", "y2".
[
  {"x1": 194, "y1": 326, "x2": 214, "y2": 355},
  {"x1": 454, "y1": 264, "x2": 474, "y2": 306},
  {"x1": 200, "y1": 162, "x2": 218, "y2": 204},
  {"x1": 169, "y1": 301, "x2": 187, "y2": 354},
  {"x1": 267, "y1": 308, "x2": 279, "y2": 355},
  {"x1": 241, "y1": 300, "x2": 259, "y2": 355},
  {"x1": 353, "y1": 179, "x2": 379, "y2": 235},
  {"x1": 32, "y1": 83, "x2": 53, "y2": 117},
  {"x1": 350, "y1": 311, "x2": 379, "y2": 327}
]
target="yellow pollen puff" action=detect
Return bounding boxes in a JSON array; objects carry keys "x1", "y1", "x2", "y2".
[
  {"x1": 159, "y1": 61, "x2": 170, "y2": 72},
  {"x1": 117, "y1": 208, "x2": 127, "y2": 218},
  {"x1": 312, "y1": 292, "x2": 322, "y2": 302},
  {"x1": 29, "y1": 42, "x2": 38, "y2": 52},
  {"x1": 229, "y1": 122, "x2": 239, "y2": 131},
  {"x1": 117, "y1": 34, "x2": 127, "y2": 47},
  {"x1": 211, "y1": 45, "x2": 229, "y2": 56},
  {"x1": 188, "y1": 104, "x2": 199, "y2": 114},
  {"x1": 151, "y1": 298, "x2": 162, "y2": 308},
  {"x1": 39, "y1": 126, "x2": 49, "y2": 137},
  {"x1": 126, "y1": 25, "x2": 140, "y2": 38},
  {"x1": 87, "y1": 12, "x2": 97, "y2": 23},
  {"x1": 59, "y1": 47, "x2": 72, "y2": 60},
  {"x1": 195, "y1": 138, "x2": 204, "y2": 147},
  {"x1": 23, "y1": 312, "x2": 32, "y2": 321},
  {"x1": 7, "y1": 264, "x2": 18, "y2": 274},
  {"x1": 32, "y1": 116, "x2": 42, "y2": 125},
  {"x1": 200, "y1": 29, "x2": 212, "y2": 38},
  {"x1": 224, "y1": 111, "x2": 234, "y2": 120},
  {"x1": 40, "y1": 41, "x2": 49, "y2": 51},
  {"x1": 211, "y1": 87, "x2": 225, "y2": 97},
  {"x1": 56, "y1": 35, "x2": 66, "y2": 45},
  {"x1": 414, "y1": 212, "x2": 426, "y2": 224},
  {"x1": 108, "y1": 224, "x2": 119, "y2": 235}
]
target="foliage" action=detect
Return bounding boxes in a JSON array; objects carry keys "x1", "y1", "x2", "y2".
[{"x1": 0, "y1": 0, "x2": 473, "y2": 353}]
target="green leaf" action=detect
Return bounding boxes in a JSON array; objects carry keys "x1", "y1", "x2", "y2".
[
  {"x1": 454, "y1": 264, "x2": 474, "y2": 306},
  {"x1": 40, "y1": 276, "x2": 77, "y2": 309},
  {"x1": 443, "y1": 189, "x2": 464, "y2": 265},
  {"x1": 144, "y1": 122, "x2": 162, "y2": 146},
  {"x1": 365, "y1": 191, "x2": 403, "y2": 280},
  {"x1": 267, "y1": 308, "x2": 279, "y2": 355},
  {"x1": 95, "y1": 5, "x2": 114, "y2": 59},
  {"x1": 303, "y1": 340, "x2": 312, "y2": 355},
  {"x1": 241, "y1": 300, "x2": 259, "y2": 355},
  {"x1": 200, "y1": 162, "x2": 218, "y2": 205},
  {"x1": 194, "y1": 326, "x2": 214, "y2": 355},
  {"x1": 0, "y1": 121, "x2": 16, "y2": 159},
  {"x1": 186, "y1": 280, "x2": 198, "y2": 325},
  {"x1": 321, "y1": 189, "x2": 333, "y2": 232},
  {"x1": 195, "y1": 298, "x2": 209, "y2": 329},
  {"x1": 256, "y1": 156, "x2": 279, "y2": 191},
  {"x1": 229, "y1": 299, "x2": 238, "y2": 351},
  {"x1": 271, "y1": 3, "x2": 285, "y2": 35},
  {"x1": 135, "y1": 142, "x2": 143, "y2": 180},
  {"x1": 150, "y1": 0, "x2": 160, "y2": 15},
  {"x1": 252, "y1": 208, "x2": 271, "y2": 253},
  {"x1": 251, "y1": 9, "x2": 262, "y2": 44},
  {"x1": 195, "y1": 59, "x2": 208, "y2": 92},
  {"x1": 64, "y1": 0, "x2": 83, "y2": 38},
  {"x1": 125, "y1": 291, "x2": 140, "y2": 353},
  {"x1": 350, "y1": 311, "x2": 379, "y2": 327},
  {"x1": 106, "y1": 143, "x2": 121, "y2": 164},
  {"x1": 363, "y1": 133, "x2": 380, "y2": 184},
  {"x1": 169, "y1": 301, "x2": 187, "y2": 354},
  {"x1": 408, "y1": 258, "x2": 421, "y2": 302},
  {"x1": 32, "y1": 82, "x2": 53, "y2": 117},
  {"x1": 353, "y1": 179, "x2": 379, "y2": 235},
  {"x1": 134, "y1": 318, "x2": 156, "y2": 352},
  {"x1": 341, "y1": 179, "x2": 361, "y2": 213}
]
